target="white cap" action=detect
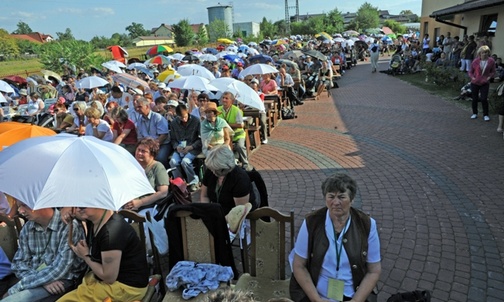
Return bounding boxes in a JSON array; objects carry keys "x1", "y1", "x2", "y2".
[{"x1": 157, "y1": 82, "x2": 166, "y2": 89}]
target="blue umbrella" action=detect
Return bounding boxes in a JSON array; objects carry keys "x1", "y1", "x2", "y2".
[
  {"x1": 205, "y1": 48, "x2": 218, "y2": 55},
  {"x1": 249, "y1": 54, "x2": 273, "y2": 64},
  {"x1": 223, "y1": 54, "x2": 244, "y2": 64},
  {"x1": 238, "y1": 45, "x2": 249, "y2": 53},
  {"x1": 135, "y1": 66, "x2": 154, "y2": 78}
]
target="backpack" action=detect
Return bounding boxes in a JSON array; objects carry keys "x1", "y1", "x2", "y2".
[
  {"x1": 371, "y1": 45, "x2": 378, "y2": 52},
  {"x1": 281, "y1": 107, "x2": 296, "y2": 119},
  {"x1": 153, "y1": 177, "x2": 192, "y2": 221}
]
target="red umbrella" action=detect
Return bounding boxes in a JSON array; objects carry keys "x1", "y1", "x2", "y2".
[
  {"x1": 2, "y1": 75, "x2": 27, "y2": 85},
  {"x1": 146, "y1": 45, "x2": 174, "y2": 57}
]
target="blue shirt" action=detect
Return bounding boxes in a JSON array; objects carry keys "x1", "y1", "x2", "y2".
[
  {"x1": 0, "y1": 247, "x2": 11, "y2": 280},
  {"x1": 136, "y1": 110, "x2": 169, "y2": 142}
]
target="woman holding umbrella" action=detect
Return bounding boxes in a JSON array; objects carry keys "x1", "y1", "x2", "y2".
[{"x1": 58, "y1": 207, "x2": 149, "y2": 301}]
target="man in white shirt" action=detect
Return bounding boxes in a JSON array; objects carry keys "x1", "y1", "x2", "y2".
[{"x1": 108, "y1": 86, "x2": 133, "y2": 109}]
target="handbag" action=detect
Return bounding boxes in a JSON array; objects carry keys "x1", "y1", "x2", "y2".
[{"x1": 386, "y1": 290, "x2": 431, "y2": 302}]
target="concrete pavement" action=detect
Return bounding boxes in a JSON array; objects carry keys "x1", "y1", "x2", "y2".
[{"x1": 249, "y1": 59, "x2": 504, "y2": 302}]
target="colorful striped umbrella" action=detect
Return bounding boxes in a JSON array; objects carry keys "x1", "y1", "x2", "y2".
[
  {"x1": 146, "y1": 45, "x2": 174, "y2": 57},
  {"x1": 144, "y1": 55, "x2": 171, "y2": 66}
]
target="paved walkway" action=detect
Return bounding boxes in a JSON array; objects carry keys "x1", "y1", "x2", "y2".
[{"x1": 248, "y1": 59, "x2": 504, "y2": 302}]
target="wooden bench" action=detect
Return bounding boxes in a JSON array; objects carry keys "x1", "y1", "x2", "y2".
[{"x1": 243, "y1": 116, "x2": 261, "y2": 154}]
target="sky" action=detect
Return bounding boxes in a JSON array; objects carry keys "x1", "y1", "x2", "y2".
[{"x1": 1, "y1": 0, "x2": 422, "y2": 41}]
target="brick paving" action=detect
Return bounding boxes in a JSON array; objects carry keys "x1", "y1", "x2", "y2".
[{"x1": 248, "y1": 60, "x2": 504, "y2": 302}]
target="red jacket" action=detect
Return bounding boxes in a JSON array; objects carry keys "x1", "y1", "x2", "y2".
[{"x1": 469, "y1": 57, "x2": 496, "y2": 86}]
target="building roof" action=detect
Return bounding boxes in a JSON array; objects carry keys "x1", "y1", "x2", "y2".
[
  {"x1": 151, "y1": 23, "x2": 172, "y2": 34},
  {"x1": 190, "y1": 24, "x2": 205, "y2": 34},
  {"x1": 10, "y1": 32, "x2": 52, "y2": 44},
  {"x1": 430, "y1": 0, "x2": 504, "y2": 18},
  {"x1": 133, "y1": 36, "x2": 175, "y2": 41}
]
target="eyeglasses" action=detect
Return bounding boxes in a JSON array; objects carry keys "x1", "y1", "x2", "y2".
[
  {"x1": 77, "y1": 206, "x2": 87, "y2": 210},
  {"x1": 73, "y1": 107, "x2": 79, "y2": 111}
]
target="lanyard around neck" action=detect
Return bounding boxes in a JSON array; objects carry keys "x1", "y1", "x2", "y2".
[{"x1": 333, "y1": 217, "x2": 351, "y2": 272}]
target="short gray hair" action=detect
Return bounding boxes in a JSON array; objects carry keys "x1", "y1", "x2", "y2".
[
  {"x1": 205, "y1": 144, "x2": 236, "y2": 175},
  {"x1": 73, "y1": 101, "x2": 87, "y2": 113},
  {"x1": 321, "y1": 173, "x2": 357, "y2": 200},
  {"x1": 136, "y1": 97, "x2": 150, "y2": 107}
]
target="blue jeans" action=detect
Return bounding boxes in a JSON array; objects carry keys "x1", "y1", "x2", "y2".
[
  {"x1": 169, "y1": 152, "x2": 198, "y2": 185},
  {"x1": 2, "y1": 279, "x2": 74, "y2": 302},
  {"x1": 156, "y1": 143, "x2": 173, "y2": 169}
]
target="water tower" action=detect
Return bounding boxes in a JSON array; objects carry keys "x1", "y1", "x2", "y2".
[{"x1": 207, "y1": 4, "x2": 234, "y2": 36}]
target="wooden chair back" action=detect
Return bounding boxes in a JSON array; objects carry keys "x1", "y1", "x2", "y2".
[
  {"x1": 0, "y1": 215, "x2": 20, "y2": 261},
  {"x1": 242, "y1": 207, "x2": 294, "y2": 280},
  {"x1": 118, "y1": 210, "x2": 147, "y2": 255},
  {"x1": 175, "y1": 210, "x2": 215, "y2": 263}
]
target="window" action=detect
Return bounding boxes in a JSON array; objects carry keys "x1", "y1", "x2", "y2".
[
  {"x1": 423, "y1": 21, "x2": 429, "y2": 36},
  {"x1": 480, "y1": 14, "x2": 498, "y2": 37}
]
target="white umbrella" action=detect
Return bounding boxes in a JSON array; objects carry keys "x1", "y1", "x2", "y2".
[
  {"x1": 333, "y1": 37, "x2": 345, "y2": 43},
  {"x1": 239, "y1": 63, "x2": 278, "y2": 78},
  {"x1": 0, "y1": 93, "x2": 6, "y2": 102},
  {"x1": 247, "y1": 48, "x2": 259, "y2": 56},
  {"x1": 171, "y1": 53, "x2": 185, "y2": 61},
  {"x1": 210, "y1": 78, "x2": 265, "y2": 111},
  {"x1": 0, "y1": 135, "x2": 154, "y2": 210},
  {"x1": 127, "y1": 62, "x2": 147, "y2": 70},
  {"x1": 76, "y1": 76, "x2": 109, "y2": 89},
  {"x1": 112, "y1": 73, "x2": 150, "y2": 91},
  {"x1": 248, "y1": 42, "x2": 258, "y2": 47},
  {"x1": 176, "y1": 64, "x2": 215, "y2": 81},
  {"x1": 0, "y1": 80, "x2": 14, "y2": 93},
  {"x1": 102, "y1": 61, "x2": 124, "y2": 73},
  {"x1": 226, "y1": 45, "x2": 238, "y2": 53},
  {"x1": 346, "y1": 39, "x2": 355, "y2": 47},
  {"x1": 168, "y1": 76, "x2": 218, "y2": 92},
  {"x1": 199, "y1": 54, "x2": 218, "y2": 62},
  {"x1": 216, "y1": 51, "x2": 236, "y2": 59}
]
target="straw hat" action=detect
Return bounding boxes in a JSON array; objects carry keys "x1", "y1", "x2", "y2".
[{"x1": 204, "y1": 102, "x2": 221, "y2": 114}]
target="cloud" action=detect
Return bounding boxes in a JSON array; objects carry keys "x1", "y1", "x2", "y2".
[
  {"x1": 55, "y1": 8, "x2": 83, "y2": 14},
  {"x1": 246, "y1": 3, "x2": 282, "y2": 10},
  {"x1": 91, "y1": 7, "x2": 115, "y2": 16},
  {"x1": 11, "y1": 11, "x2": 36, "y2": 18}
]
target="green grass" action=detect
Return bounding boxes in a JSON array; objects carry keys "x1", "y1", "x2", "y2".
[
  {"x1": 398, "y1": 71, "x2": 473, "y2": 111},
  {"x1": 0, "y1": 59, "x2": 43, "y2": 77}
]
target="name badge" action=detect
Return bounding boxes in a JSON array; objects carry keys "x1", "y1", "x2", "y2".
[{"x1": 327, "y1": 278, "x2": 344, "y2": 301}]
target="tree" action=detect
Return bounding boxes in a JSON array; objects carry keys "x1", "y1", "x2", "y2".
[
  {"x1": 172, "y1": 19, "x2": 194, "y2": 46},
  {"x1": 56, "y1": 28, "x2": 75, "y2": 41},
  {"x1": 383, "y1": 20, "x2": 406, "y2": 35},
  {"x1": 12, "y1": 21, "x2": 33, "y2": 34},
  {"x1": 348, "y1": 2, "x2": 379, "y2": 32},
  {"x1": 16, "y1": 39, "x2": 39, "y2": 54},
  {"x1": 0, "y1": 29, "x2": 20, "y2": 58},
  {"x1": 38, "y1": 40, "x2": 106, "y2": 73},
  {"x1": 207, "y1": 19, "x2": 230, "y2": 42},
  {"x1": 125, "y1": 22, "x2": 151, "y2": 39},
  {"x1": 274, "y1": 20, "x2": 289, "y2": 36},
  {"x1": 400, "y1": 10, "x2": 414, "y2": 15},
  {"x1": 195, "y1": 25, "x2": 209, "y2": 46},
  {"x1": 260, "y1": 17, "x2": 276, "y2": 39},
  {"x1": 324, "y1": 8, "x2": 345, "y2": 34}
]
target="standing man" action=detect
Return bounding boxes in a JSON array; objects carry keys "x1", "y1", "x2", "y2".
[
  {"x1": 276, "y1": 66, "x2": 303, "y2": 106},
  {"x1": 0, "y1": 201, "x2": 85, "y2": 301},
  {"x1": 369, "y1": 39, "x2": 380, "y2": 73},
  {"x1": 218, "y1": 92, "x2": 250, "y2": 170},
  {"x1": 135, "y1": 97, "x2": 171, "y2": 168},
  {"x1": 443, "y1": 32, "x2": 453, "y2": 61},
  {"x1": 169, "y1": 104, "x2": 202, "y2": 192},
  {"x1": 460, "y1": 35, "x2": 477, "y2": 73}
]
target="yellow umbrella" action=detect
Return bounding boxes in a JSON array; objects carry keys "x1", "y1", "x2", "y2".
[
  {"x1": 157, "y1": 68, "x2": 181, "y2": 83},
  {"x1": 315, "y1": 32, "x2": 332, "y2": 41},
  {"x1": 0, "y1": 122, "x2": 56, "y2": 151},
  {"x1": 217, "y1": 38, "x2": 235, "y2": 44},
  {"x1": 275, "y1": 40, "x2": 288, "y2": 46}
]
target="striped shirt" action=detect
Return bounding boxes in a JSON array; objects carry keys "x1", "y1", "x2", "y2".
[{"x1": 9, "y1": 209, "x2": 86, "y2": 295}]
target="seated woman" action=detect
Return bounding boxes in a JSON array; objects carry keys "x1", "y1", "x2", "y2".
[
  {"x1": 290, "y1": 173, "x2": 381, "y2": 302},
  {"x1": 110, "y1": 107, "x2": 137, "y2": 154},
  {"x1": 259, "y1": 73, "x2": 278, "y2": 95},
  {"x1": 54, "y1": 103, "x2": 74, "y2": 131},
  {"x1": 57, "y1": 207, "x2": 149, "y2": 301},
  {"x1": 124, "y1": 138, "x2": 169, "y2": 255},
  {"x1": 200, "y1": 144, "x2": 256, "y2": 216},
  {"x1": 315, "y1": 60, "x2": 333, "y2": 100},
  {"x1": 66, "y1": 101, "x2": 87, "y2": 134},
  {"x1": 200, "y1": 102, "x2": 233, "y2": 156},
  {"x1": 83, "y1": 107, "x2": 113, "y2": 142}
]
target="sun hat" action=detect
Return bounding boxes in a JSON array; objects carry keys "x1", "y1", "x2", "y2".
[
  {"x1": 162, "y1": 86, "x2": 172, "y2": 92},
  {"x1": 19, "y1": 89, "x2": 27, "y2": 96},
  {"x1": 166, "y1": 100, "x2": 179, "y2": 107},
  {"x1": 225, "y1": 203, "x2": 253, "y2": 234},
  {"x1": 157, "y1": 82, "x2": 166, "y2": 89},
  {"x1": 203, "y1": 102, "x2": 221, "y2": 114}
]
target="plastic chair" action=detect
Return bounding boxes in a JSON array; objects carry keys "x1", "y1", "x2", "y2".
[{"x1": 235, "y1": 207, "x2": 295, "y2": 301}]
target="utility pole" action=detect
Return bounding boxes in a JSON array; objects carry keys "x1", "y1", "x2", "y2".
[{"x1": 285, "y1": 0, "x2": 291, "y2": 34}]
